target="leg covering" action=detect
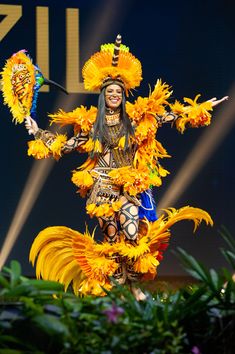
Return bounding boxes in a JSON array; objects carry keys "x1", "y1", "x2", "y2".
[
  {"x1": 119, "y1": 200, "x2": 139, "y2": 241},
  {"x1": 98, "y1": 216, "x2": 126, "y2": 283},
  {"x1": 98, "y1": 216, "x2": 119, "y2": 244},
  {"x1": 119, "y1": 199, "x2": 140, "y2": 281}
]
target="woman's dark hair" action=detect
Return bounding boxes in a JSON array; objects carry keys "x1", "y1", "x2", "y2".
[{"x1": 92, "y1": 87, "x2": 134, "y2": 151}]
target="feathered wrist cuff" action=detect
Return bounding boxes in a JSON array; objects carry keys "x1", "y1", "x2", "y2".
[{"x1": 34, "y1": 129, "x2": 56, "y2": 147}]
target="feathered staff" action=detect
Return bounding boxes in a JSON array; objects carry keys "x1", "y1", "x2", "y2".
[{"x1": 1, "y1": 50, "x2": 67, "y2": 124}]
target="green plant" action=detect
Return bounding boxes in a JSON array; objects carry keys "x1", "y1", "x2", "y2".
[{"x1": 0, "y1": 228, "x2": 234, "y2": 353}]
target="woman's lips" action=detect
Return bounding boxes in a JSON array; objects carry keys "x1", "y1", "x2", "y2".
[{"x1": 109, "y1": 97, "x2": 120, "y2": 103}]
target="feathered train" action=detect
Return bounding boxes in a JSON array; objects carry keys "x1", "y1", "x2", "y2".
[{"x1": 29, "y1": 206, "x2": 213, "y2": 296}]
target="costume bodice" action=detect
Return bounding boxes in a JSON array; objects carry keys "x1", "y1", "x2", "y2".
[{"x1": 96, "y1": 121, "x2": 133, "y2": 168}]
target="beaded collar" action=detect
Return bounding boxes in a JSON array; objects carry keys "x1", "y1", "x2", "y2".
[{"x1": 105, "y1": 108, "x2": 121, "y2": 126}]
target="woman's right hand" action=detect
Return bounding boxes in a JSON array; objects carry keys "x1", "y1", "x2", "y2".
[{"x1": 25, "y1": 116, "x2": 39, "y2": 135}]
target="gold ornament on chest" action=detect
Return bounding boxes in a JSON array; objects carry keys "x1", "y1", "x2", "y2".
[{"x1": 105, "y1": 111, "x2": 121, "y2": 126}]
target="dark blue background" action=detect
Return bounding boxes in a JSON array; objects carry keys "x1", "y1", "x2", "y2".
[{"x1": 1, "y1": 0, "x2": 235, "y2": 276}]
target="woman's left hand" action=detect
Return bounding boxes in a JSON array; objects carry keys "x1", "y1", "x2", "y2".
[{"x1": 208, "y1": 96, "x2": 229, "y2": 107}]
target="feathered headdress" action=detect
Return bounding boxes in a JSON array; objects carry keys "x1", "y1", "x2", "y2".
[
  {"x1": 82, "y1": 34, "x2": 142, "y2": 93},
  {"x1": 1, "y1": 50, "x2": 67, "y2": 124}
]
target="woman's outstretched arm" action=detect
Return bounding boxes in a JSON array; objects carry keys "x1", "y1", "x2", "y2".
[
  {"x1": 156, "y1": 96, "x2": 228, "y2": 125},
  {"x1": 25, "y1": 116, "x2": 89, "y2": 159}
]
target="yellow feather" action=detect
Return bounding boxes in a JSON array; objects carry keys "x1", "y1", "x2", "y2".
[
  {"x1": 49, "y1": 106, "x2": 97, "y2": 133},
  {"x1": 27, "y1": 140, "x2": 50, "y2": 160},
  {"x1": 50, "y1": 134, "x2": 67, "y2": 159},
  {"x1": 82, "y1": 48, "x2": 142, "y2": 92},
  {"x1": 86, "y1": 201, "x2": 122, "y2": 218},
  {"x1": 172, "y1": 95, "x2": 213, "y2": 133},
  {"x1": 77, "y1": 157, "x2": 97, "y2": 171},
  {"x1": 59, "y1": 260, "x2": 84, "y2": 291},
  {"x1": 71, "y1": 170, "x2": 94, "y2": 189},
  {"x1": 29, "y1": 226, "x2": 82, "y2": 287},
  {"x1": 94, "y1": 140, "x2": 102, "y2": 153},
  {"x1": 30, "y1": 225, "x2": 118, "y2": 296},
  {"x1": 134, "y1": 254, "x2": 159, "y2": 273},
  {"x1": 118, "y1": 136, "x2": 126, "y2": 149},
  {"x1": 29, "y1": 228, "x2": 74, "y2": 265},
  {"x1": 159, "y1": 206, "x2": 213, "y2": 233},
  {"x1": 43, "y1": 250, "x2": 74, "y2": 280},
  {"x1": 117, "y1": 238, "x2": 150, "y2": 259}
]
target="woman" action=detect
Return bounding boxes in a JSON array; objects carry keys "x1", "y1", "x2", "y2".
[
  {"x1": 25, "y1": 80, "x2": 148, "y2": 298},
  {"x1": 1, "y1": 36, "x2": 227, "y2": 299}
]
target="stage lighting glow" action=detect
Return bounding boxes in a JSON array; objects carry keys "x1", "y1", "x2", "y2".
[
  {"x1": 0, "y1": 159, "x2": 54, "y2": 270},
  {"x1": 157, "y1": 88, "x2": 235, "y2": 213}
]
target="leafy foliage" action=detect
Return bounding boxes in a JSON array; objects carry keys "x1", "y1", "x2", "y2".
[{"x1": 0, "y1": 229, "x2": 234, "y2": 353}]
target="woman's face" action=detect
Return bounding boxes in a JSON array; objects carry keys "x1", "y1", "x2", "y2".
[{"x1": 105, "y1": 84, "x2": 123, "y2": 110}]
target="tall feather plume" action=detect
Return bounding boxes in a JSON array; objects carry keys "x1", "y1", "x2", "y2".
[{"x1": 112, "y1": 34, "x2": 122, "y2": 67}]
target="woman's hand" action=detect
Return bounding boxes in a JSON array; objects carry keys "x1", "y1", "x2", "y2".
[
  {"x1": 208, "y1": 96, "x2": 229, "y2": 107},
  {"x1": 25, "y1": 116, "x2": 39, "y2": 135}
]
